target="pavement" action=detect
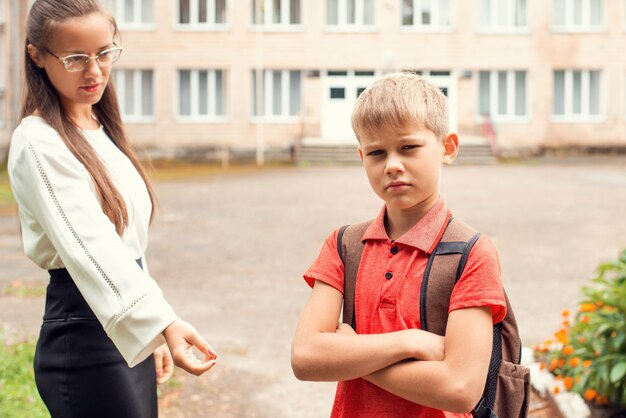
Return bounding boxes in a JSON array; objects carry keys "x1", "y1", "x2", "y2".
[{"x1": 1, "y1": 158, "x2": 625, "y2": 417}]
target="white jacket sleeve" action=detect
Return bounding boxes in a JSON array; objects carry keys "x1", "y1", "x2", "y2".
[{"x1": 10, "y1": 135, "x2": 178, "y2": 367}]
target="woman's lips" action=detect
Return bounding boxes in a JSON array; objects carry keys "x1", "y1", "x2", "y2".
[{"x1": 80, "y1": 84, "x2": 101, "y2": 93}]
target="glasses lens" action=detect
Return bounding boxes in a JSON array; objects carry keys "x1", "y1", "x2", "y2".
[
  {"x1": 65, "y1": 56, "x2": 88, "y2": 72},
  {"x1": 99, "y1": 48, "x2": 122, "y2": 65}
]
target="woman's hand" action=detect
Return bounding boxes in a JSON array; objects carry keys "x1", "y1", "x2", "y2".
[
  {"x1": 162, "y1": 319, "x2": 217, "y2": 376},
  {"x1": 154, "y1": 344, "x2": 174, "y2": 384}
]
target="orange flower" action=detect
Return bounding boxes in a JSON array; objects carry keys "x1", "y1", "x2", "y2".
[
  {"x1": 596, "y1": 300, "x2": 604, "y2": 307},
  {"x1": 549, "y1": 358, "x2": 558, "y2": 371},
  {"x1": 554, "y1": 330, "x2": 569, "y2": 345},
  {"x1": 584, "y1": 389, "x2": 597, "y2": 401},
  {"x1": 594, "y1": 350, "x2": 600, "y2": 357},
  {"x1": 583, "y1": 359, "x2": 593, "y2": 368},
  {"x1": 562, "y1": 320, "x2": 571, "y2": 327},
  {"x1": 579, "y1": 303, "x2": 597, "y2": 312},
  {"x1": 555, "y1": 374, "x2": 563, "y2": 380},
  {"x1": 562, "y1": 345, "x2": 574, "y2": 355},
  {"x1": 604, "y1": 306, "x2": 617, "y2": 312},
  {"x1": 544, "y1": 339, "x2": 553, "y2": 346},
  {"x1": 562, "y1": 309, "x2": 570, "y2": 317},
  {"x1": 575, "y1": 376, "x2": 581, "y2": 384},
  {"x1": 563, "y1": 376, "x2": 573, "y2": 390},
  {"x1": 539, "y1": 362, "x2": 546, "y2": 370},
  {"x1": 569, "y1": 357, "x2": 580, "y2": 367},
  {"x1": 553, "y1": 386, "x2": 561, "y2": 394},
  {"x1": 611, "y1": 331, "x2": 617, "y2": 338},
  {"x1": 578, "y1": 336, "x2": 587, "y2": 343},
  {"x1": 558, "y1": 359, "x2": 566, "y2": 368},
  {"x1": 581, "y1": 315, "x2": 590, "y2": 324}
]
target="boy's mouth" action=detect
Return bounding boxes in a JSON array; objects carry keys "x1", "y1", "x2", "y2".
[{"x1": 386, "y1": 181, "x2": 411, "y2": 191}]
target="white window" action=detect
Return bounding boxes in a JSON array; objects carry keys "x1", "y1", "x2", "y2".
[
  {"x1": 552, "y1": 0, "x2": 604, "y2": 32},
  {"x1": 326, "y1": 0, "x2": 375, "y2": 29},
  {"x1": 252, "y1": 0, "x2": 301, "y2": 28},
  {"x1": 178, "y1": 69, "x2": 227, "y2": 120},
  {"x1": 110, "y1": 0, "x2": 154, "y2": 28},
  {"x1": 114, "y1": 70, "x2": 154, "y2": 121},
  {"x1": 401, "y1": 0, "x2": 452, "y2": 31},
  {"x1": 251, "y1": 70, "x2": 301, "y2": 121},
  {"x1": 478, "y1": 70, "x2": 528, "y2": 122},
  {"x1": 552, "y1": 70, "x2": 601, "y2": 120},
  {"x1": 477, "y1": 0, "x2": 528, "y2": 32},
  {"x1": 178, "y1": 0, "x2": 227, "y2": 27}
]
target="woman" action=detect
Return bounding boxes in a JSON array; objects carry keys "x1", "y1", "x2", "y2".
[{"x1": 8, "y1": 1, "x2": 217, "y2": 416}]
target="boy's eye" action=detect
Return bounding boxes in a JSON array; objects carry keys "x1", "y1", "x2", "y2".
[
  {"x1": 401, "y1": 145, "x2": 419, "y2": 151},
  {"x1": 367, "y1": 150, "x2": 384, "y2": 156}
]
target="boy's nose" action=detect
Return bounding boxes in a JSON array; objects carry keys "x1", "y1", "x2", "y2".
[{"x1": 385, "y1": 154, "x2": 405, "y2": 175}]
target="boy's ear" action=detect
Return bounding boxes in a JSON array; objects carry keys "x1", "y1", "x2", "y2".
[
  {"x1": 357, "y1": 146, "x2": 364, "y2": 161},
  {"x1": 27, "y1": 44, "x2": 45, "y2": 68},
  {"x1": 442, "y1": 133, "x2": 459, "y2": 165}
]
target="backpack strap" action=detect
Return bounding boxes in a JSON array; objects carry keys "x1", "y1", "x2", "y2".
[
  {"x1": 420, "y1": 217, "x2": 481, "y2": 335},
  {"x1": 337, "y1": 221, "x2": 372, "y2": 329}
]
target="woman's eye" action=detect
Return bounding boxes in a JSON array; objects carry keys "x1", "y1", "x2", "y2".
[{"x1": 66, "y1": 56, "x2": 86, "y2": 65}]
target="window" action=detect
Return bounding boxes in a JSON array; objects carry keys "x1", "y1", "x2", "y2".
[
  {"x1": 178, "y1": 0, "x2": 227, "y2": 27},
  {"x1": 178, "y1": 69, "x2": 227, "y2": 119},
  {"x1": 552, "y1": 70, "x2": 601, "y2": 119},
  {"x1": 477, "y1": 0, "x2": 527, "y2": 32},
  {"x1": 251, "y1": 70, "x2": 301, "y2": 120},
  {"x1": 326, "y1": 0, "x2": 375, "y2": 29},
  {"x1": 252, "y1": 0, "x2": 301, "y2": 27},
  {"x1": 114, "y1": 70, "x2": 154, "y2": 121},
  {"x1": 552, "y1": 0, "x2": 604, "y2": 31},
  {"x1": 402, "y1": 0, "x2": 452, "y2": 30},
  {"x1": 478, "y1": 70, "x2": 528, "y2": 121},
  {"x1": 111, "y1": 0, "x2": 154, "y2": 27}
]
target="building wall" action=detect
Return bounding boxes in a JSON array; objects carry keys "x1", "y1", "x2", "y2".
[{"x1": 5, "y1": 1, "x2": 626, "y2": 159}]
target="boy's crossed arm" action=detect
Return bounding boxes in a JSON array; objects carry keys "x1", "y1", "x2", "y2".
[
  {"x1": 290, "y1": 280, "x2": 493, "y2": 414},
  {"x1": 291, "y1": 280, "x2": 445, "y2": 382}
]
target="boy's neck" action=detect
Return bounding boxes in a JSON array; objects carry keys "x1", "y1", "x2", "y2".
[{"x1": 384, "y1": 194, "x2": 440, "y2": 241}]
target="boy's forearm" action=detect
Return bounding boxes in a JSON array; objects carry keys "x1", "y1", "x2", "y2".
[
  {"x1": 291, "y1": 330, "x2": 415, "y2": 382},
  {"x1": 363, "y1": 360, "x2": 481, "y2": 413}
]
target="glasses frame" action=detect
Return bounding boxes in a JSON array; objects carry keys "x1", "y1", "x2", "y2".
[{"x1": 45, "y1": 44, "x2": 123, "y2": 73}]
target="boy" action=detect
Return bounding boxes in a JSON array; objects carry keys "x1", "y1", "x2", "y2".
[{"x1": 291, "y1": 73, "x2": 507, "y2": 417}]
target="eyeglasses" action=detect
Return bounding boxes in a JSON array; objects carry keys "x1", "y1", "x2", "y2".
[{"x1": 45, "y1": 45, "x2": 123, "y2": 72}]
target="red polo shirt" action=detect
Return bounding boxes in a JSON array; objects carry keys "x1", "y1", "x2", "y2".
[{"x1": 304, "y1": 200, "x2": 507, "y2": 418}]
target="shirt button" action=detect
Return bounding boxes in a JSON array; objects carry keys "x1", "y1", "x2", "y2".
[
  {"x1": 390, "y1": 246, "x2": 399, "y2": 254},
  {"x1": 385, "y1": 272, "x2": 393, "y2": 280}
]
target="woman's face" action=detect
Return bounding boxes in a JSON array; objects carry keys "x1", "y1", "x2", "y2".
[{"x1": 31, "y1": 13, "x2": 117, "y2": 115}]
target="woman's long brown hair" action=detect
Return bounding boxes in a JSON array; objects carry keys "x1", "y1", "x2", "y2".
[{"x1": 21, "y1": 0, "x2": 156, "y2": 235}]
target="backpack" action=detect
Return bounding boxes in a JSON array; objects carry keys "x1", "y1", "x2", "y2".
[{"x1": 337, "y1": 217, "x2": 530, "y2": 418}]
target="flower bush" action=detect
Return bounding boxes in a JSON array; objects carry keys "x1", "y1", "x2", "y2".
[{"x1": 534, "y1": 249, "x2": 626, "y2": 408}]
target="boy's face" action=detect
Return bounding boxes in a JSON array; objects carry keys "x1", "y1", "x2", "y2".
[{"x1": 358, "y1": 122, "x2": 457, "y2": 213}]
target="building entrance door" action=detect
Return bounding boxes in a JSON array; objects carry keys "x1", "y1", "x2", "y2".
[{"x1": 321, "y1": 70, "x2": 377, "y2": 143}]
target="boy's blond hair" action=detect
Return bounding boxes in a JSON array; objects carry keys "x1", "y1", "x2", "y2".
[{"x1": 351, "y1": 72, "x2": 449, "y2": 142}]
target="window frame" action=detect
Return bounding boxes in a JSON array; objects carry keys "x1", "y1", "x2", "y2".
[
  {"x1": 551, "y1": 69, "x2": 604, "y2": 123},
  {"x1": 325, "y1": 0, "x2": 378, "y2": 32},
  {"x1": 176, "y1": 68, "x2": 228, "y2": 122},
  {"x1": 175, "y1": 0, "x2": 229, "y2": 31},
  {"x1": 551, "y1": 0, "x2": 606, "y2": 33},
  {"x1": 114, "y1": 69, "x2": 156, "y2": 123},
  {"x1": 250, "y1": 69, "x2": 302, "y2": 123},
  {"x1": 250, "y1": 0, "x2": 303, "y2": 32},
  {"x1": 476, "y1": 70, "x2": 530, "y2": 124},
  {"x1": 476, "y1": 0, "x2": 530, "y2": 34},
  {"x1": 400, "y1": 0, "x2": 455, "y2": 33},
  {"x1": 113, "y1": 0, "x2": 155, "y2": 30}
]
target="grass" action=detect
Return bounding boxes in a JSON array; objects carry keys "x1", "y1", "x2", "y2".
[
  {"x1": 2, "y1": 281, "x2": 47, "y2": 298},
  {"x1": 0, "y1": 168, "x2": 16, "y2": 215},
  {"x1": 0, "y1": 332, "x2": 47, "y2": 418}
]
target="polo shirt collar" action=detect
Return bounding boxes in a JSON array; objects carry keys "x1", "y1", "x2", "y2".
[{"x1": 362, "y1": 198, "x2": 451, "y2": 254}]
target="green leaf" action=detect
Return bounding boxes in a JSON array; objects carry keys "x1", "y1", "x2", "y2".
[{"x1": 610, "y1": 362, "x2": 626, "y2": 384}]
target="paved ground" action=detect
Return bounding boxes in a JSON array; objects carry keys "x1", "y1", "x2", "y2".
[{"x1": 1, "y1": 158, "x2": 625, "y2": 417}]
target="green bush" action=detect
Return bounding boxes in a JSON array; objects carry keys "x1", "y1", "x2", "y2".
[
  {"x1": 0, "y1": 332, "x2": 47, "y2": 418},
  {"x1": 535, "y1": 249, "x2": 626, "y2": 407}
]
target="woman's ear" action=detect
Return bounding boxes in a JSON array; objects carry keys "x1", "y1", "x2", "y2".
[
  {"x1": 442, "y1": 133, "x2": 459, "y2": 165},
  {"x1": 27, "y1": 44, "x2": 45, "y2": 68}
]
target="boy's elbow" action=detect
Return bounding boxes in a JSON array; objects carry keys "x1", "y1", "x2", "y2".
[
  {"x1": 290, "y1": 344, "x2": 316, "y2": 381},
  {"x1": 445, "y1": 378, "x2": 484, "y2": 413}
]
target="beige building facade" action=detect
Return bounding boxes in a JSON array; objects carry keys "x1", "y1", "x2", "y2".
[{"x1": 3, "y1": 0, "x2": 626, "y2": 160}]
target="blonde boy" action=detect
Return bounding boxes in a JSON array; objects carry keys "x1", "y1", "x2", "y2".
[{"x1": 291, "y1": 73, "x2": 507, "y2": 417}]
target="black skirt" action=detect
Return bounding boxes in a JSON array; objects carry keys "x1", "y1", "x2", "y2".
[{"x1": 34, "y1": 266, "x2": 157, "y2": 418}]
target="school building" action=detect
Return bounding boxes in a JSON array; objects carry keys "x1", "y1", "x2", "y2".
[{"x1": 2, "y1": 0, "x2": 626, "y2": 162}]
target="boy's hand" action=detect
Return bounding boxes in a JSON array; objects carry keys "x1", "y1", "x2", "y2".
[
  {"x1": 403, "y1": 329, "x2": 445, "y2": 361},
  {"x1": 154, "y1": 343, "x2": 174, "y2": 384},
  {"x1": 335, "y1": 322, "x2": 357, "y2": 335},
  {"x1": 162, "y1": 319, "x2": 218, "y2": 376}
]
